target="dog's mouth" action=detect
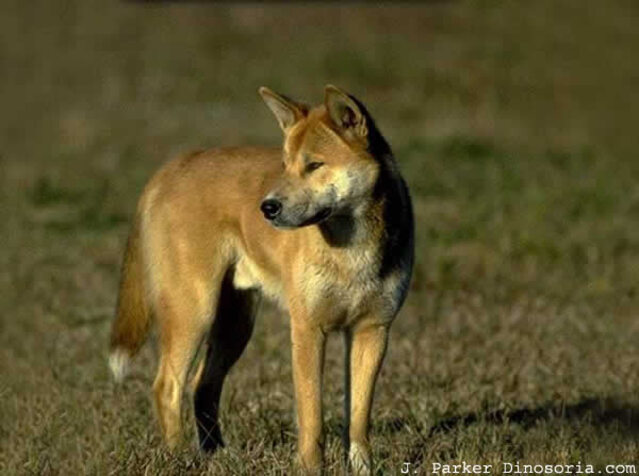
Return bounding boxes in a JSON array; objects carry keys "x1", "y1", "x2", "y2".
[
  {"x1": 298, "y1": 207, "x2": 333, "y2": 227},
  {"x1": 267, "y1": 206, "x2": 334, "y2": 229}
]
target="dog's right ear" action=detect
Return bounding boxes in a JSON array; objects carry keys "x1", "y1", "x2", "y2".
[{"x1": 259, "y1": 87, "x2": 307, "y2": 133}]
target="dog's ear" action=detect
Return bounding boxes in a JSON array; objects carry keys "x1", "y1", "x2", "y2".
[
  {"x1": 324, "y1": 85, "x2": 368, "y2": 140},
  {"x1": 259, "y1": 87, "x2": 307, "y2": 133}
]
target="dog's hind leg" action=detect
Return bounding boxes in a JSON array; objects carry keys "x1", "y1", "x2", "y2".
[
  {"x1": 194, "y1": 272, "x2": 259, "y2": 452},
  {"x1": 152, "y1": 271, "x2": 224, "y2": 449}
]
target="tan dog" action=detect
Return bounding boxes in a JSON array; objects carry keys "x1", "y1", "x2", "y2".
[{"x1": 108, "y1": 85, "x2": 414, "y2": 474}]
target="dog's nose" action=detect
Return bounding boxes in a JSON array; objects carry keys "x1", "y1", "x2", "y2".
[{"x1": 260, "y1": 199, "x2": 282, "y2": 220}]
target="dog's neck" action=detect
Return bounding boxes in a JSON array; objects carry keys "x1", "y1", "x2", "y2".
[
  {"x1": 318, "y1": 156, "x2": 404, "y2": 251},
  {"x1": 318, "y1": 201, "x2": 379, "y2": 248}
]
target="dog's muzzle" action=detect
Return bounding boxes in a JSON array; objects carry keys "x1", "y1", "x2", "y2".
[{"x1": 260, "y1": 198, "x2": 282, "y2": 220}]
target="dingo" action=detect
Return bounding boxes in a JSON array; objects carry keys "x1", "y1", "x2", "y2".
[{"x1": 109, "y1": 85, "x2": 414, "y2": 474}]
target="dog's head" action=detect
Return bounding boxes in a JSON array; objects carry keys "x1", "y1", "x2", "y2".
[{"x1": 258, "y1": 85, "x2": 381, "y2": 229}]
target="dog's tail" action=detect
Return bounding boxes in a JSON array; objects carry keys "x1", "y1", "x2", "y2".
[{"x1": 108, "y1": 217, "x2": 151, "y2": 383}]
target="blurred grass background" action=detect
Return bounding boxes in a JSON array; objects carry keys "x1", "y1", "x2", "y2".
[{"x1": 1, "y1": 0, "x2": 639, "y2": 474}]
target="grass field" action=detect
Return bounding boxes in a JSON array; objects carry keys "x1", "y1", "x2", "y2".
[{"x1": 2, "y1": 0, "x2": 639, "y2": 474}]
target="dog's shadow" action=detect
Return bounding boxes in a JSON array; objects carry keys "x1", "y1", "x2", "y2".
[
  {"x1": 430, "y1": 397, "x2": 639, "y2": 435},
  {"x1": 376, "y1": 397, "x2": 639, "y2": 466}
]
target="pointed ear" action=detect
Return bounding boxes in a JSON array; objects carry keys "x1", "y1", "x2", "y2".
[
  {"x1": 324, "y1": 85, "x2": 368, "y2": 139},
  {"x1": 259, "y1": 87, "x2": 307, "y2": 133}
]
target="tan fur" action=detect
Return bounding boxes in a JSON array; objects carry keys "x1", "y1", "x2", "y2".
[
  {"x1": 109, "y1": 86, "x2": 414, "y2": 474},
  {"x1": 109, "y1": 216, "x2": 149, "y2": 376}
]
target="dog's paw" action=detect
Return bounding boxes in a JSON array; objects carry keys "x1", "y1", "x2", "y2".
[
  {"x1": 296, "y1": 452, "x2": 323, "y2": 474},
  {"x1": 349, "y1": 442, "x2": 372, "y2": 475}
]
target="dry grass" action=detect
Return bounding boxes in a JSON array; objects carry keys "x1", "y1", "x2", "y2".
[{"x1": 2, "y1": 0, "x2": 639, "y2": 474}]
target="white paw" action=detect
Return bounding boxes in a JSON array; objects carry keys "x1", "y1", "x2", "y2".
[{"x1": 349, "y1": 442, "x2": 372, "y2": 475}]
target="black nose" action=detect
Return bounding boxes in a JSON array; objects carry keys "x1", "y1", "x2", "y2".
[{"x1": 260, "y1": 198, "x2": 282, "y2": 220}]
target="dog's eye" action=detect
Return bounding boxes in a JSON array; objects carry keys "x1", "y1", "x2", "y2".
[{"x1": 306, "y1": 162, "x2": 324, "y2": 173}]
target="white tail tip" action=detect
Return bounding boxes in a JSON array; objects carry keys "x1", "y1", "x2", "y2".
[{"x1": 108, "y1": 348, "x2": 130, "y2": 383}]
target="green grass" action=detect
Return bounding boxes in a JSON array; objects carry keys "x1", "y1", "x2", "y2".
[{"x1": 2, "y1": 0, "x2": 639, "y2": 474}]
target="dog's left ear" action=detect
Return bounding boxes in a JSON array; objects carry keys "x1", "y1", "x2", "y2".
[{"x1": 324, "y1": 85, "x2": 368, "y2": 140}]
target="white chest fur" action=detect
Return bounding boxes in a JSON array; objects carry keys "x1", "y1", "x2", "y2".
[{"x1": 233, "y1": 217, "x2": 412, "y2": 328}]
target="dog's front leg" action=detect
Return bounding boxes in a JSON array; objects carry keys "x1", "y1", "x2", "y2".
[
  {"x1": 347, "y1": 323, "x2": 389, "y2": 475},
  {"x1": 290, "y1": 319, "x2": 326, "y2": 473}
]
